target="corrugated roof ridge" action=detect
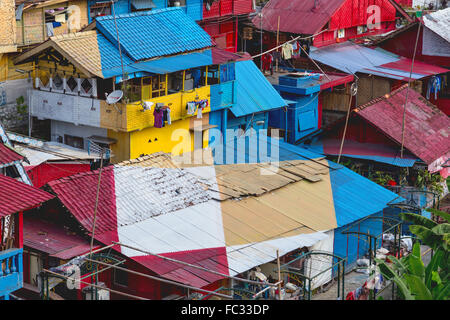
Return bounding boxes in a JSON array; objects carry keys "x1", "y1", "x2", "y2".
[
  {"x1": 95, "y1": 6, "x2": 182, "y2": 21},
  {"x1": 50, "y1": 31, "x2": 97, "y2": 42},
  {"x1": 47, "y1": 165, "x2": 114, "y2": 187},
  {"x1": 355, "y1": 83, "x2": 409, "y2": 112}
]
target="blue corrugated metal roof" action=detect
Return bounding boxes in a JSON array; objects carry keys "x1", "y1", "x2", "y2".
[
  {"x1": 310, "y1": 42, "x2": 427, "y2": 80},
  {"x1": 212, "y1": 134, "x2": 326, "y2": 165},
  {"x1": 131, "y1": 50, "x2": 213, "y2": 74},
  {"x1": 97, "y1": 33, "x2": 135, "y2": 79},
  {"x1": 338, "y1": 154, "x2": 417, "y2": 167},
  {"x1": 96, "y1": 8, "x2": 212, "y2": 61},
  {"x1": 329, "y1": 161, "x2": 403, "y2": 227},
  {"x1": 230, "y1": 60, "x2": 287, "y2": 117}
]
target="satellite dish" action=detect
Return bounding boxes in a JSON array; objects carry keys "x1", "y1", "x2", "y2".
[{"x1": 106, "y1": 90, "x2": 123, "y2": 104}]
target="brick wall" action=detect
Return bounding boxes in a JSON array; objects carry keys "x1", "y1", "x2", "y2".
[{"x1": 0, "y1": 0, "x2": 17, "y2": 53}]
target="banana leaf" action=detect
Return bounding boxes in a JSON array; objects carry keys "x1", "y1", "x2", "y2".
[
  {"x1": 432, "y1": 223, "x2": 450, "y2": 235},
  {"x1": 376, "y1": 259, "x2": 413, "y2": 300},
  {"x1": 404, "y1": 274, "x2": 432, "y2": 300},
  {"x1": 409, "y1": 242, "x2": 425, "y2": 278},
  {"x1": 426, "y1": 208, "x2": 450, "y2": 223},
  {"x1": 409, "y1": 225, "x2": 442, "y2": 250},
  {"x1": 425, "y1": 249, "x2": 444, "y2": 288},
  {"x1": 400, "y1": 212, "x2": 437, "y2": 229}
]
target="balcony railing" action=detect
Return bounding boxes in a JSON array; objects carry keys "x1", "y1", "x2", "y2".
[
  {"x1": 29, "y1": 85, "x2": 211, "y2": 132},
  {"x1": 0, "y1": 248, "x2": 23, "y2": 298}
]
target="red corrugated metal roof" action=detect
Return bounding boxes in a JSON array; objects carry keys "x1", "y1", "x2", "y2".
[
  {"x1": 47, "y1": 167, "x2": 118, "y2": 235},
  {"x1": 380, "y1": 58, "x2": 449, "y2": 77},
  {"x1": 0, "y1": 174, "x2": 54, "y2": 217},
  {"x1": 355, "y1": 85, "x2": 450, "y2": 165},
  {"x1": 23, "y1": 218, "x2": 93, "y2": 260},
  {"x1": 133, "y1": 247, "x2": 229, "y2": 288},
  {"x1": 0, "y1": 143, "x2": 24, "y2": 166},
  {"x1": 252, "y1": 0, "x2": 346, "y2": 35}
]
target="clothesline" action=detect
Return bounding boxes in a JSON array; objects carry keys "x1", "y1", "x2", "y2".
[{"x1": 251, "y1": 29, "x2": 329, "y2": 59}]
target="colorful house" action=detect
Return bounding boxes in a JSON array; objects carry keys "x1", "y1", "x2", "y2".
[
  {"x1": 308, "y1": 41, "x2": 449, "y2": 114},
  {"x1": 301, "y1": 85, "x2": 450, "y2": 178},
  {"x1": 372, "y1": 8, "x2": 450, "y2": 114},
  {"x1": 39, "y1": 140, "x2": 402, "y2": 299},
  {"x1": 266, "y1": 70, "x2": 354, "y2": 143},
  {"x1": 252, "y1": 0, "x2": 412, "y2": 49},
  {"x1": 13, "y1": 8, "x2": 262, "y2": 163},
  {"x1": 8, "y1": 132, "x2": 100, "y2": 188},
  {"x1": 0, "y1": 174, "x2": 53, "y2": 300}
]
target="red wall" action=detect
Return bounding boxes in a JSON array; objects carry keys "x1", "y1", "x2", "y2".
[
  {"x1": 202, "y1": 19, "x2": 238, "y2": 52},
  {"x1": 202, "y1": 0, "x2": 253, "y2": 20},
  {"x1": 380, "y1": 24, "x2": 450, "y2": 68},
  {"x1": 26, "y1": 163, "x2": 91, "y2": 188},
  {"x1": 313, "y1": 0, "x2": 397, "y2": 47}
]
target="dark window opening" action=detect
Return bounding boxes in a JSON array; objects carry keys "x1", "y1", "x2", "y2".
[
  {"x1": 64, "y1": 135, "x2": 84, "y2": 149},
  {"x1": 207, "y1": 65, "x2": 220, "y2": 85},
  {"x1": 113, "y1": 268, "x2": 129, "y2": 287},
  {"x1": 90, "y1": 3, "x2": 112, "y2": 20}
]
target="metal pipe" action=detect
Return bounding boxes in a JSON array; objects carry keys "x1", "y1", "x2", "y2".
[
  {"x1": 43, "y1": 268, "x2": 149, "y2": 300},
  {"x1": 113, "y1": 242, "x2": 280, "y2": 287},
  {"x1": 85, "y1": 258, "x2": 233, "y2": 300}
]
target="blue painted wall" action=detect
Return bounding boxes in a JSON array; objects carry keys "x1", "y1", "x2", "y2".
[
  {"x1": 88, "y1": 0, "x2": 131, "y2": 23},
  {"x1": 88, "y1": 0, "x2": 202, "y2": 22},
  {"x1": 269, "y1": 93, "x2": 319, "y2": 144}
]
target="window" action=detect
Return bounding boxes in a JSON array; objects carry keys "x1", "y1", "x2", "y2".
[
  {"x1": 90, "y1": 2, "x2": 112, "y2": 20},
  {"x1": 64, "y1": 135, "x2": 84, "y2": 149},
  {"x1": 207, "y1": 65, "x2": 220, "y2": 85},
  {"x1": 113, "y1": 268, "x2": 128, "y2": 287},
  {"x1": 122, "y1": 78, "x2": 142, "y2": 102},
  {"x1": 168, "y1": 71, "x2": 184, "y2": 94},
  {"x1": 45, "y1": 7, "x2": 67, "y2": 24}
]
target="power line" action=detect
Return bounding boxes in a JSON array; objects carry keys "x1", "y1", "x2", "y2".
[{"x1": 400, "y1": 20, "x2": 421, "y2": 158}]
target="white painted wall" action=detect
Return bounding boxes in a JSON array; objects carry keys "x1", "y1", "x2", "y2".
[
  {"x1": 29, "y1": 89, "x2": 101, "y2": 128},
  {"x1": 51, "y1": 120, "x2": 107, "y2": 150}
]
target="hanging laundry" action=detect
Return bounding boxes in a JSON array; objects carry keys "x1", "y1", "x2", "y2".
[
  {"x1": 153, "y1": 107, "x2": 164, "y2": 128},
  {"x1": 281, "y1": 43, "x2": 294, "y2": 60},
  {"x1": 52, "y1": 21, "x2": 62, "y2": 28},
  {"x1": 427, "y1": 75, "x2": 441, "y2": 100},
  {"x1": 46, "y1": 22, "x2": 54, "y2": 37},
  {"x1": 196, "y1": 99, "x2": 208, "y2": 119},
  {"x1": 261, "y1": 53, "x2": 274, "y2": 75},
  {"x1": 299, "y1": 40, "x2": 311, "y2": 58},
  {"x1": 187, "y1": 102, "x2": 197, "y2": 115},
  {"x1": 166, "y1": 107, "x2": 171, "y2": 125}
]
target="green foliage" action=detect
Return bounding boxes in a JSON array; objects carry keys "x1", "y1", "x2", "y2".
[
  {"x1": 370, "y1": 171, "x2": 394, "y2": 186},
  {"x1": 376, "y1": 210, "x2": 450, "y2": 300},
  {"x1": 415, "y1": 169, "x2": 444, "y2": 194},
  {"x1": 15, "y1": 95, "x2": 28, "y2": 116}
]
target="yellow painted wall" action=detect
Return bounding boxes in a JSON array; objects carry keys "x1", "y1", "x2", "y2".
[
  {"x1": 0, "y1": 53, "x2": 33, "y2": 82},
  {"x1": 126, "y1": 86, "x2": 211, "y2": 132},
  {"x1": 129, "y1": 118, "x2": 194, "y2": 160},
  {"x1": 107, "y1": 129, "x2": 130, "y2": 163},
  {"x1": 0, "y1": 0, "x2": 17, "y2": 53}
]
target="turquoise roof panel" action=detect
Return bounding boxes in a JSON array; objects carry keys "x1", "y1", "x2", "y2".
[
  {"x1": 329, "y1": 161, "x2": 403, "y2": 227},
  {"x1": 97, "y1": 33, "x2": 136, "y2": 79},
  {"x1": 95, "y1": 8, "x2": 212, "y2": 61},
  {"x1": 230, "y1": 60, "x2": 287, "y2": 117},
  {"x1": 131, "y1": 50, "x2": 213, "y2": 74}
]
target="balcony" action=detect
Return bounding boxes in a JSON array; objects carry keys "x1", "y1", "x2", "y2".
[
  {"x1": 29, "y1": 85, "x2": 211, "y2": 133},
  {"x1": 0, "y1": 248, "x2": 23, "y2": 298}
]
